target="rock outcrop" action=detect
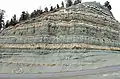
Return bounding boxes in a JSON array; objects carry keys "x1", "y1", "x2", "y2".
[
  {"x1": 0, "y1": 1, "x2": 120, "y2": 49},
  {"x1": 0, "y1": 1, "x2": 120, "y2": 74}
]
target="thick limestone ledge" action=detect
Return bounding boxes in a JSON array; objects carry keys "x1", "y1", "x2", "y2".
[{"x1": 0, "y1": 43, "x2": 120, "y2": 51}]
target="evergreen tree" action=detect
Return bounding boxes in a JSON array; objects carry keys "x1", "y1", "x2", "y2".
[
  {"x1": 104, "y1": 1, "x2": 112, "y2": 10},
  {"x1": 19, "y1": 11, "x2": 29, "y2": 21},
  {"x1": 0, "y1": 10, "x2": 5, "y2": 30},
  {"x1": 31, "y1": 10, "x2": 40, "y2": 18},
  {"x1": 77, "y1": 0, "x2": 81, "y2": 3},
  {"x1": 25, "y1": 11, "x2": 30, "y2": 19},
  {"x1": 9, "y1": 14, "x2": 18, "y2": 26},
  {"x1": 61, "y1": 1, "x2": 64, "y2": 7},
  {"x1": 44, "y1": 7, "x2": 48, "y2": 12},
  {"x1": 74, "y1": 0, "x2": 78, "y2": 5},
  {"x1": 104, "y1": 1, "x2": 109, "y2": 7},
  {"x1": 37, "y1": 6, "x2": 43, "y2": 15},
  {"x1": 35, "y1": 9, "x2": 43, "y2": 16},
  {"x1": 19, "y1": 11, "x2": 26, "y2": 21},
  {"x1": 40, "y1": 10, "x2": 43, "y2": 14},
  {"x1": 66, "y1": 0, "x2": 73, "y2": 7},
  {"x1": 30, "y1": 10, "x2": 36, "y2": 18},
  {"x1": 57, "y1": 4, "x2": 60, "y2": 9},
  {"x1": 12, "y1": 14, "x2": 18, "y2": 25},
  {"x1": 9, "y1": 19, "x2": 14, "y2": 26},
  {"x1": 107, "y1": 4, "x2": 112, "y2": 10},
  {"x1": 74, "y1": 0, "x2": 81, "y2": 5},
  {"x1": 5, "y1": 20, "x2": 10, "y2": 28},
  {"x1": 36, "y1": 9, "x2": 41, "y2": 15},
  {"x1": 50, "y1": 6, "x2": 54, "y2": 11}
]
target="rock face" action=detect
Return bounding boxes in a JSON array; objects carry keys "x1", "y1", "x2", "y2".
[
  {"x1": 0, "y1": 1, "x2": 120, "y2": 48},
  {"x1": 0, "y1": 1, "x2": 120, "y2": 74}
]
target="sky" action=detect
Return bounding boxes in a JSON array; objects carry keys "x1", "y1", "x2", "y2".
[{"x1": 0, "y1": 0, "x2": 119, "y2": 22}]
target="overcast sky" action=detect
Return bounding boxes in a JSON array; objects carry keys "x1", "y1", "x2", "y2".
[{"x1": 0, "y1": 0, "x2": 119, "y2": 22}]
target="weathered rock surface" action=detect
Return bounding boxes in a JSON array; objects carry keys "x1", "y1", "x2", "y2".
[
  {"x1": 0, "y1": 1, "x2": 120, "y2": 48},
  {"x1": 0, "y1": 1, "x2": 120, "y2": 74}
]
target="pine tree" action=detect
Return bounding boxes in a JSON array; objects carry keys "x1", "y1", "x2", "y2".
[
  {"x1": 57, "y1": 4, "x2": 60, "y2": 9},
  {"x1": 37, "y1": 6, "x2": 43, "y2": 15},
  {"x1": 74, "y1": 0, "x2": 78, "y2": 5},
  {"x1": 74, "y1": 0, "x2": 81, "y2": 5},
  {"x1": 19, "y1": 11, "x2": 29, "y2": 21},
  {"x1": 19, "y1": 11, "x2": 26, "y2": 21},
  {"x1": 104, "y1": 1, "x2": 109, "y2": 7},
  {"x1": 36, "y1": 9, "x2": 41, "y2": 16},
  {"x1": 0, "y1": 10, "x2": 5, "y2": 30},
  {"x1": 77, "y1": 0, "x2": 81, "y2": 3},
  {"x1": 61, "y1": 1, "x2": 64, "y2": 7},
  {"x1": 50, "y1": 6, "x2": 54, "y2": 11},
  {"x1": 9, "y1": 14, "x2": 18, "y2": 26},
  {"x1": 5, "y1": 20, "x2": 10, "y2": 28},
  {"x1": 104, "y1": 1, "x2": 112, "y2": 10},
  {"x1": 107, "y1": 4, "x2": 112, "y2": 10},
  {"x1": 30, "y1": 10, "x2": 36, "y2": 18},
  {"x1": 12, "y1": 14, "x2": 18, "y2": 25},
  {"x1": 25, "y1": 11, "x2": 30, "y2": 19},
  {"x1": 9, "y1": 19, "x2": 14, "y2": 26},
  {"x1": 66, "y1": 0, "x2": 73, "y2": 7},
  {"x1": 44, "y1": 7, "x2": 48, "y2": 12}
]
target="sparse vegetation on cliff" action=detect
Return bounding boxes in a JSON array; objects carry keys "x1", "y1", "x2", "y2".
[
  {"x1": 104, "y1": 1, "x2": 112, "y2": 10},
  {"x1": 0, "y1": 10, "x2": 5, "y2": 30},
  {"x1": 66, "y1": 0, "x2": 73, "y2": 7},
  {"x1": 19, "y1": 11, "x2": 29, "y2": 21},
  {"x1": 0, "y1": 0, "x2": 114, "y2": 31},
  {"x1": 74, "y1": 0, "x2": 81, "y2": 5}
]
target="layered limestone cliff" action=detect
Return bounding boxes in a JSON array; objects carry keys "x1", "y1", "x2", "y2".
[
  {"x1": 0, "y1": 1, "x2": 120, "y2": 50},
  {"x1": 0, "y1": 1, "x2": 120, "y2": 74}
]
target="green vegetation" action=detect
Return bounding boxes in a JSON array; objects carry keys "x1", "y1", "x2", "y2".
[
  {"x1": 0, "y1": 0, "x2": 113, "y2": 32},
  {"x1": 0, "y1": 10, "x2": 5, "y2": 30},
  {"x1": 0, "y1": 1, "x2": 67, "y2": 30},
  {"x1": 50, "y1": 6, "x2": 54, "y2": 11},
  {"x1": 104, "y1": 1, "x2": 112, "y2": 10},
  {"x1": 74, "y1": 0, "x2": 81, "y2": 5},
  {"x1": 19, "y1": 11, "x2": 29, "y2": 21},
  {"x1": 66, "y1": 0, "x2": 73, "y2": 7}
]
